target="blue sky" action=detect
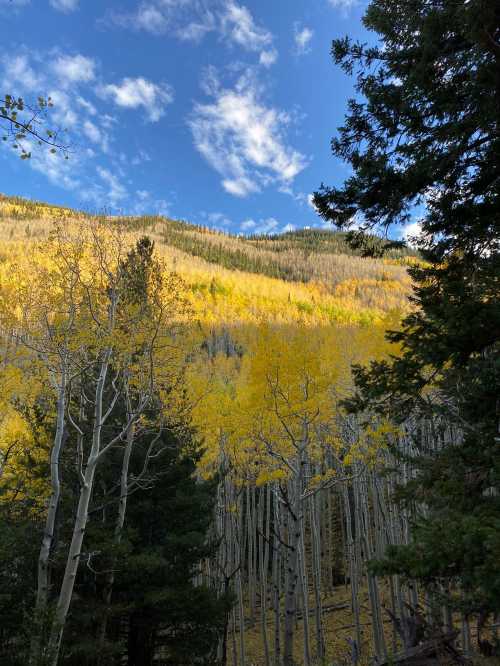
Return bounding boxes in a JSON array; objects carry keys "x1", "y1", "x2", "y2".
[{"x1": 1, "y1": 0, "x2": 376, "y2": 235}]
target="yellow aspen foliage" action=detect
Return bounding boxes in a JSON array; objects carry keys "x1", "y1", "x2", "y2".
[
  {"x1": 188, "y1": 323, "x2": 394, "y2": 485},
  {"x1": 0, "y1": 200, "x2": 409, "y2": 498}
]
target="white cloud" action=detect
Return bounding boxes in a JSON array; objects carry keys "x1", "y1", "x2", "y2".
[
  {"x1": 400, "y1": 220, "x2": 422, "y2": 246},
  {"x1": 0, "y1": 50, "x2": 152, "y2": 211},
  {"x1": 222, "y1": 177, "x2": 258, "y2": 197},
  {"x1": 254, "y1": 217, "x2": 279, "y2": 234},
  {"x1": 220, "y1": 1, "x2": 271, "y2": 50},
  {"x1": 190, "y1": 71, "x2": 307, "y2": 197},
  {"x1": 131, "y1": 149, "x2": 152, "y2": 166},
  {"x1": 294, "y1": 25, "x2": 313, "y2": 55},
  {"x1": 200, "y1": 65, "x2": 221, "y2": 97},
  {"x1": 176, "y1": 11, "x2": 216, "y2": 41},
  {"x1": 47, "y1": 89, "x2": 79, "y2": 127},
  {"x1": 50, "y1": 0, "x2": 79, "y2": 12},
  {"x1": 52, "y1": 54, "x2": 96, "y2": 85},
  {"x1": 240, "y1": 219, "x2": 256, "y2": 231},
  {"x1": 328, "y1": 0, "x2": 358, "y2": 11},
  {"x1": 3, "y1": 55, "x2": 41, "y2": 89},
  {"x1": 129, "y1": 189, "x2": 171, "y2": 216},
  {"x1": 307, "y1": 193, "x2": 319, "y2": 212},
  {"x1": 82, "y1": 119, "x2": 109, "y2": 152},
  {"x1": 77, "y1": 96, "x2": 97, "y2": 115},
  {"x1": 9, "y1": 137, "x2": 80, "y2": 191},
  {"x1": 97, "y1": 166, "x2": 128, "y2": 204},
  {"x1": 282, "y1": 223, "x2": 295, "y2": 233},
  {"x1": 105, "y1": 1, "x2": 275, "y2": 64},
  {"x1": 136, "y1": 4, "x2": 169, "y2": 33},
  {"x1": 207, "y1": 211, "x2": 232, "y2": 227},
  {"x1": 239, "y1": 218, "x2": 279, "y2": 234},
  {"x1": 259, "y1": 49, "x2": 278, "y2": 67},
  {"x1": 99, "y1": 77, "x2": 174, "y2": 122}
]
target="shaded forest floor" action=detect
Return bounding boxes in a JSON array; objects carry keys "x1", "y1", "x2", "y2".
[
  {"x1": 231, "y1": 584, "x2": 394, "y2": 665},
  {"x1": 230, "y1": 583, "x2": 499, "y2": 666}
]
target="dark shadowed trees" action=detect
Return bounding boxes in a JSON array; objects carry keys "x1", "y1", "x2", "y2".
[{"x1": 315, "y1": 0, "x2": 500, "y2": 623}]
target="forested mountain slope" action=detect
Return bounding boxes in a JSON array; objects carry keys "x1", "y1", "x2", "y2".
[
  {"x1": 0, "y1": 194, "x2": 413, "y2": 323},
  {"x1": 1, "y1": 195, "x2": 493, "y2": 666},
  {"x1": 0, "y1": 196, "x2": 420, "y2": 666}
]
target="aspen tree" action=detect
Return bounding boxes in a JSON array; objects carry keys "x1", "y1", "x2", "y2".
[
  {"x1": 0, "y1": 230, "x2": 88, "y2": 659},
  {"x1": 0, "y1": 220, "x2": 188, "y2": 665},
  {"x1": 47, "y1": 224, "x2": 187, "y2": 665}
]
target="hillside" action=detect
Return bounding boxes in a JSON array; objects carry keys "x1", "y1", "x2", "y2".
[
  {"x1": 0, "y1": 194, "x2": 414, "y2": 326},
  {"x1": 2, "y1": 196, "x2": 484, "y2": 666},
  {"x1": 0, "y1": 199, "x2": 409, "y2": 665}
]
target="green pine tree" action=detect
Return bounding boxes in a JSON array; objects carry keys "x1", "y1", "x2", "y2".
[{"x1": 315, "y1": 0, "x2": 500, "y2": 628}]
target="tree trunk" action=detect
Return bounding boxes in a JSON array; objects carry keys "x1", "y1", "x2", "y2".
[
  {"x1": 48, "y1": 351, "x2": 111, "y2": 665},
  {"x1": 283, "y1": 457, "x2": 303, "y2": 666},
  {"x1": 31, "y1": 368, "x2": 67, "y2": 664}
]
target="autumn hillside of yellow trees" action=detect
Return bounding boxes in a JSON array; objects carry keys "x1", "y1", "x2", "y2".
[
  {"x1": 0, "y1": 193, "x2": 414, "y2": 329},
  {"x1": 0, "y1": 193, "x2": 416, "y2": 665}
]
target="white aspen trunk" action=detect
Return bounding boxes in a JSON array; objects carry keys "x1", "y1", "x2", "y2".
[
  {"x1": 252, "y1": 486, "x2": 258, "y2": 622},
  {"x1": 298, "y1": 529, "x2": 311, "y2": 666},
  {"x1": 48, "y1": 350, "x2": 112, "y2": 665},
  {"x1": 247, "y1": 485, "x2": 256, "y2": 626},
  {"x1": 283, "y1": 457, "x2": 304, "y2": 666},
  {"x1": 326, "y1": 486, "x2": 335, "y2": 593},
  {"x1": 259, "y1": 486, "x2": 271, "y2": 666},
  {"x1": 237, "y1": 492, "x2": 246, "y2": 666},
  {"x1": 310, "y1": 491, "x2": 325, "y2": 662},
  {"x1": 272, "y1": 490, "x2": 282, "y2": 666},
  {"x1": 461, "y1": 612, "x2": 471, "y2": 655},
  {"x1": 357, "y1": 473, "x2": 386, "y2": 661},
  {"x1": 356, "y1": 474, "x2": 387, "y2": 658},
  {"x1": 342, "y1": 483, "x2": 362, "y2": 652},
  {"x1": 36, "y1": 370, "x2": 67, "y2": 610},
  {"x1": 30, "y1": 367, "x2": 67, "y2": 664}
]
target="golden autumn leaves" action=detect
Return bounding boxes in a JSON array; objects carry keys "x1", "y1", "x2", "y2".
[{"x1": 0, "y1": 215, "x2": 400, "y2": 506}]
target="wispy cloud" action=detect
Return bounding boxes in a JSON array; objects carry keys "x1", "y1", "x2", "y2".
[
  {"x1": 0, "y1": 50, "x2": 173, "y2": 210},
  {"x1": 3, "y1": 54, "x2": 41, "y2": 89},
  {"x1": 294, "y1": 24, "x2": 313, "y2": 55},
  {"x1": 129, "y1": 189, "x2": 171, "y2": 216},
  {"x1": 198, "y1": 211, "x2": 233, "y2": 230},
  {"x1": 239, "y1": 217, "x2": 279, "y2": 234},
  {"x1": 240, "y1": 219, "x2": 256, "y2": 231},
  {"x1": 96, "y1": 166, "x2": 128, "y2": 204},
  {"x1": 328, "y1": 0, "x2": 359, "y2": 13},
  {"x1": 259, "y1": 49, "x2": 278, "y2": 67},
  {"x1": 50, "y1": 0, "x2": 79, "y2": 12},
  {"x1": 52, "y1": 54, "x2": 96, "y2": 85},
  {"x1": 220, "y1": 1, "x2": 272, "y2": 51},
  {"x1": 104, "y1": 1, "x2": 277, "y2": 66},
  {"x1": 307, "y1": 195, "x2": 319, "y2": 216},
  {"x1": 190, "y1": 69, "x2": 307, "y2": 197},
  {"x1": 99, "y1": 77, "x2": 174, "y2": 122}
]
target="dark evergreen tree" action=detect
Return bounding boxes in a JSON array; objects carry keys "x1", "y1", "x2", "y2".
[
  {"x1": 314, "y1": 0, "x2": 500, "y2": 625},
  {"x1": 116, "y1": 428, "x2": 229, "y2": 666},
  {"x1": 61, "y1": 418, "x2": 230, "y2": 666}
]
